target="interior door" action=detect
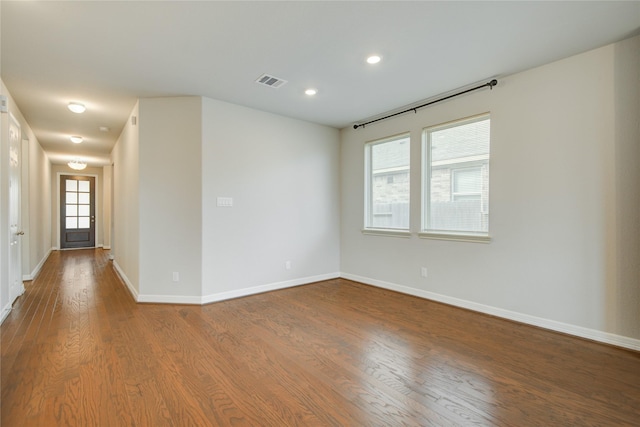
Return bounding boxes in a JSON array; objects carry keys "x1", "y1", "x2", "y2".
[
  {"x1": 9, "y1": 114, "x2": 24, "y2": 301},
  {"x1": 60, "y1": 175, "x2": 96, "y2": 249}
]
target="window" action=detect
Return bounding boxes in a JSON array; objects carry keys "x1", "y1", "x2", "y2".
[
  {"x1": 65, "y1": 179, "x2": 91, "y2": 229},
  {"x1": 422, "y1": 114, "x2": 490, "y2": 239},
  {"x1": 364, "y1": 134, "x2": 410, "y2": 231}
]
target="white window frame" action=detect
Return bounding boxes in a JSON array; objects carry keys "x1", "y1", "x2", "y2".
[
  {"x1": 420, "y1": 114, "x2": 491, "y2": 243},
  {"x1": 363, "y1": 133, "x2": 411, "y2": 237}
]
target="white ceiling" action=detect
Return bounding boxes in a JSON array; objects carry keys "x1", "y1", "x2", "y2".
[{"x1": 2, "y1": 1, "x2": 639, "y2": 167}]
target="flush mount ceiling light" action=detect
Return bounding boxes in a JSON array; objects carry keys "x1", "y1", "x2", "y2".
[
  {"x1": 305, "y1": 88, "x2": 317, "y2": 96},
  {"x1": 68, "y1": 159, "x2": 87, "y2": 170},
  {"x1": 70, "y1": 136, "x2": 83, "y2": 144},
  {"x1": 67, "y1": 102, "x2": 86, "y2": 113},
  {"x1": 366, "y1": 55, "x2": 382, "y2": 64}
]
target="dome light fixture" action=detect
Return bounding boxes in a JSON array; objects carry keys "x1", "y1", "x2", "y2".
[
  {"x1": 366, "y1": 55, "x2": 382, "y2": 64},
  {"x1": 68, "y1": 102, "x2": 86, "y2": 113},
  {"x1": 68, "y1": 159, "x2": 87, "y2": 170},
  {"x1": 70, "y1": 136, "x2": 83, "y2": 144},
  {"x1": 305, "y1": 88, "x2": 317, "y2": 96}
]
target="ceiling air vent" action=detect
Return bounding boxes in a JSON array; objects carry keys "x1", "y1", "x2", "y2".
[{"x1": 255, "y1": 74, "x2": 288, "y2": 89}]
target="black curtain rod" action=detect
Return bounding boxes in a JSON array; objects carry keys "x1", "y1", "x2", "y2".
[{"x1": 353, "y1": 79, "x2": 498, "y2": 129}]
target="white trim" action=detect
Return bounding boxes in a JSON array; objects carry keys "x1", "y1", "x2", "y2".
[
  {"x1": 112, "y1": 260, "x2": 139, "y2": 302},
  {"x1": 1, "y1": 303, "x2": 12, "y2": 324},
  {"x1": 200, "y1": 272, "x2": 340, "y2": 305},
  {"x1": 418, "y1": 232, "x2": 491, "y2": 243},
  {"x1": 362, "y1": 228, "x2": 411, "y2": 238},
  {"x1": 22, "y1": 247, "x2": 52, "y2": 281},
  {"x1": 340, "y1": 272, "x2": 640, "y2": 352},
  {"x1": 137, "y1": 294, "x2": 203, "y2": 305}
]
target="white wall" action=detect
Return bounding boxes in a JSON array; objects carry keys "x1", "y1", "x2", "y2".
[
  {"x1": 201, "y1": 98, "x2": 341, "y2": 301},
  {"x1": 613, "y1": 35, "x2": 640, "y2": 340},
  {"x1": 111, "y1": 102, "x2": 140, "y2": 295},
  {"x1": 340, "y1": 37, "x2": 640, "y2": 348},
  {"x1": 138, "y1": 96, "x2": 202, "y2": 301},
  {"x1": 24, "y1": 128, "x2": 51, "y2": 279}
]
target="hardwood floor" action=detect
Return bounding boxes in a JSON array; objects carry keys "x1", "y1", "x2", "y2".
[{"x1": 2, "y1": 249, "x2": 639, "y2": 426}]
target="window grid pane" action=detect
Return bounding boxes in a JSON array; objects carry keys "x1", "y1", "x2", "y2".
[
  {"x1": 66, "y1": 205, "x2": 78, "y2": 216},
  {"x1": 64, "y1": 178, "x2": 92, "y2": 231},
  {"x1": 66, "y1": 192, "x2": 77, "y2": 204},
  {"x1": 66, "y1": 217, "x2": 78, "y2": 229},
  {"x1": 365, "y1": 134, "x2": 410, "y2": 230},
  {"x1": 424, "y1": 115, "x2": 490, "y2": 235}
]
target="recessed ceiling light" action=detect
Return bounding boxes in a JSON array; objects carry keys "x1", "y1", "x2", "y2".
[
  {"x1": 305, "y1": 89, "x2": 317, "y2": 96},
  {"x1": 99, "y1": 126, "x2": 110, "y2": 132},
  {"x1": 366, "y1": 55, "x2": 382, "y2": 64},
  {"x1": 68, "y1": 102, "x2": 86, "y2": 113},
  {"x1": 70, "y1": 136, "x2": 83, "y2": 144}
]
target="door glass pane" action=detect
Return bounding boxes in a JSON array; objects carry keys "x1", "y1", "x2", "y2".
[
  {"x1": 78, "y1": 193, "x2": 90, "y2": 204},
  {"x1": 66, "y1": 217, "x2": 78, "y2": 229},
  {"x1": 78, "y1": 205, "x2": 90, "y2": 216},
  {"x1": 66, "y1": 180, "x2": 78, "y2": 191},
  {"x1": 66, "y1": 192, "x2": 77, "y2": 204},
  {"x1": 78, "y1": 217, "x2": 90, "y2": 228},
  {"x1": 78, "y1": 181, "x2": 90, "y2": 192},
  {"x1": 66, "y1": 205, "x2": 78, "y2": 216}
]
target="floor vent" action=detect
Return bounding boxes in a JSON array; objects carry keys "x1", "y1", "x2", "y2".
[{"x1": 255, "y1": 74, "x2": 288, "y2": 89}]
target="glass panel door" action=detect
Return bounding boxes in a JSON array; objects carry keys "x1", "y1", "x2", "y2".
[{"x1": 60, "y1": 175, "x2": 96, "y2": 248}]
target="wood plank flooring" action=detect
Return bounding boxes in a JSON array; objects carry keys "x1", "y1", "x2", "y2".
[{"x1": 2, "y1": 249, "x2": 639, "y2": 426}]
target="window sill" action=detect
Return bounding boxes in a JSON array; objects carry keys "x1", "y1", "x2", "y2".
[
  {"x1": 362, "y1": 228, "x2": 411, "y2": 238},
  {"x1": 418, "y1": 232, "x2": 491, "y2": 243}
]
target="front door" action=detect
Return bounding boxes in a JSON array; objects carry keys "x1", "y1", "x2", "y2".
[{"x1": 60, "y1": 175, "x2": 95, "y2": 249}]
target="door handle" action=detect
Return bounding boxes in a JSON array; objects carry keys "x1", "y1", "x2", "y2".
[{"x1": 17, "y1": 231, "x2": 25, "y2": 235}]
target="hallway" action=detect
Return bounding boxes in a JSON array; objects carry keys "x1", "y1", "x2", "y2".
[{"x1": 2, "y1": 249, "x2": 640, "y2": 426}]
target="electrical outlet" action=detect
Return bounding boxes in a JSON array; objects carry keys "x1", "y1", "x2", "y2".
[
  {"x1": 172, "y1": 272, "x2": 180, "y2": 282},
  {"x1": 421, "y1": 267, "x2": 428, "y2": 278},
  {"x1": 285, "y1": 261, "x2": 292, "y2": 270},
  {"x1": 216, "y1": 197, "x2": 233, "y2": 207}
]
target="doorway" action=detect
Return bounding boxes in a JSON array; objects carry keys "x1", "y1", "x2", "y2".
[{"x1": 60, "y1": 175, "x2": 96, "y2": 249}]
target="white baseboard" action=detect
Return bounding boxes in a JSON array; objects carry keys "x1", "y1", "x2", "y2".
[
  {"x1": 112, "y1": 260, "x2": 139, "y2": 302},
  {"x1": 22, "y1": 247, "x2": 53, "y2": 281},
  {"x1": 133, "y1": 272, "x2": 341, "y2": 305},
  {"x1": 1, "y1": 302, "x2": 12, "y2": 324},
  {"x1": 137, "y1": 294, "x2": 202, "y2": 304},
  {"x1": 340, "y1": 272, "x2": 640, "y2": 352},
  {"x1": 200, "y1": 272, "x2": 341, "y2": 305}
]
